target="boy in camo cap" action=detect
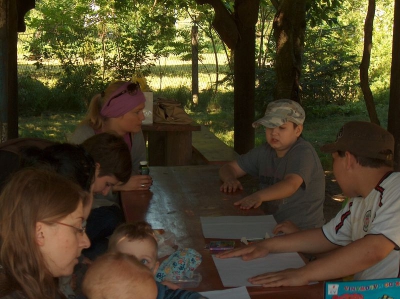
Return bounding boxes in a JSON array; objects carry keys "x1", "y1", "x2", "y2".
[{"x1": 219, "y1": 99, "x2": 325, "y2": 230}]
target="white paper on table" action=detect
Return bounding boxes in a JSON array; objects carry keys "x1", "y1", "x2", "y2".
[
  {"x1": 199, "y1": 286, "x2": 250, "y2": 299},
  {"x1": 200, "y1": 215, "x2": 277, "y2": 239},
  {"x1": 212, "y1": 253, "x2": 306, "y2": 287}
]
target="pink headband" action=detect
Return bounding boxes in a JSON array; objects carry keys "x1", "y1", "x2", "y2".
[{"x1": 100, "y1": 82, "x2": 146, "y2": 118}]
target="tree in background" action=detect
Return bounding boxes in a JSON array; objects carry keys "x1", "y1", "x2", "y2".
[{"x1": 388, "y1": 0, "x2": 400, "y2": 170}]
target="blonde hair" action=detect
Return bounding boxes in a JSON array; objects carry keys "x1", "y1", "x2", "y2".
[
  {"x1": 81, "y1": 81, "x2": 127, "y2": 130},
  {"x1": 0, "y1": 168, "x2": 87, "y2": 299},
  {"x1": 108, "y1": 221, "x2": 158, "y2": 252},
  {"x1": 82, "y1": 252, "x2": 156, "y2": 299}
]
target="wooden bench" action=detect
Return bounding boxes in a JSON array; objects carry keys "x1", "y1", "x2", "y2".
[
  {"x1": 142, "y1": 122, "x2": 201, "y2": 166},
  {"x1": 192, "y1": 125, "x2": 239, "y2": 165}
]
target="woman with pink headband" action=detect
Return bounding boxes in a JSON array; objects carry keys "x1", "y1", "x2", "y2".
[{"x1": 69, "y1": 81, "x2": 152, "y2": 259}]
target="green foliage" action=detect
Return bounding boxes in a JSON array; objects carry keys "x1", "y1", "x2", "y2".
[
  {"x1": 25, "y1": 0, "x2": 183, "y2": 83},
  {"x1": 18, "y1": 75, "x2": 53, "y2": 116},
  {"x1": 307, "y1": 0, "x2": 341, "y2": 27},
  {"x1": 52, "y1": 64, "x2": 105, "y2": 111},
  {"x1": 302, "y1": 24, "x2": 360, "y2": 106}
]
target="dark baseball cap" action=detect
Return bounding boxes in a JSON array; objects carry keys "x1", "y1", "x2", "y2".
[{"x1": 321, "y1": 121, "x2": 394, "y2": 161}]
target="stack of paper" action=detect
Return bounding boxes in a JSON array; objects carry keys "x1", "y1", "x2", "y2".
[
  {"x1": 200, "y1": 215, "x2": 306, "y2": 287},
  {"x1": 212, "y1": 254, "x2": 305, "y2": 287}
]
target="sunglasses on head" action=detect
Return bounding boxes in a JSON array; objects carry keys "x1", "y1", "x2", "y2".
[{"x1": 106, "y1": 83, "x2": 140, "y2": 107}]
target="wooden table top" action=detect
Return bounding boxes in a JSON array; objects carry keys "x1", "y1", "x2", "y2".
[{"x1": 120, "y1": 165, "x2": 324, "y2": 299}]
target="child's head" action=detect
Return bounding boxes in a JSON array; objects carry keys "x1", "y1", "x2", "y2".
[
  {"x1": 81, "y1": 132, "x2": 132, "y2": 195},
  {"x1": 82, "y1": 252, "x2": 157, "y2": 299},
  {"x1": 253, "y1": 99, "x2": 305, "y2": 157},
  {"x1": 108, "y1": 221, "x2": 160, "y2": 274},
  {"x1": 321, "y1": 121, "x2": 394, "y2": 166}
]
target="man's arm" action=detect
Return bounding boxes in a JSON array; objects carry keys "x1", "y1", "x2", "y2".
[
  {"x1": 219, "y1": 161, "x2": 247, "y2": 192},
  {"x1": 234, "y1": 173, "x2": 303, "y2": 209},
  {"x1": 248, "y1": 234, "x2": 395, "y2": 287},
  {"x1": 217, "y1": 228, "x2": 337, "y2": 260}
]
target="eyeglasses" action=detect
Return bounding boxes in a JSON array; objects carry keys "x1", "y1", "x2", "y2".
[
  {"x1": 52, "y1": 221, "x2": 87, "y2": 236},
  {"x1": 106, "y1": 83, "x2": 140, "y2": 107}
]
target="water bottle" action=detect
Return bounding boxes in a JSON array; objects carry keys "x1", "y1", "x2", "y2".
[{"x1": 139, "y1": 161, "x2": 150, "y2": 175}]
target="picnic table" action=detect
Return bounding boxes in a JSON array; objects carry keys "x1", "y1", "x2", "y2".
[{"x1": 120, "y1": 165, "x2": 324, "y2": 299}]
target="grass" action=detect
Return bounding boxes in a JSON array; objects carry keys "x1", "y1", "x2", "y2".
[
  {"x1": 19, "y1": 113, "x2": 83, "y2": 142},
  {"x1": 18, "y1": 99, "x2": 390, "y2": 171}
]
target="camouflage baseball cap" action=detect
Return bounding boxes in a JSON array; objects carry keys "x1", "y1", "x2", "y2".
[
  {"x1": 321, "y1": 121, "x2": 394, "y2": 161},
  {"x1": 252, "y1": 99, "x2": 306, "y2": 128}
]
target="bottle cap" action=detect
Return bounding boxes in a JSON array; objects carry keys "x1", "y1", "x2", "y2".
[{"x1": 140, "y1": 161, "x2": 148, "y2": 165}]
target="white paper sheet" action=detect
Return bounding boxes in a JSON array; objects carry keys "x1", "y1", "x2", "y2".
[
  {"x1": 200, "y1": 215, "x2": 277, "y2": 239},
  {"x1": 200, "y1": 286, "x2": 250, "y2": 299},
  {"x1": 212, "y1": 253, "x2": 306, "y2": 287}
]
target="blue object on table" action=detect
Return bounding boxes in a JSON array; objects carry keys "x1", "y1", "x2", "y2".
[{"x1": 155, "y1": 248, "x2": 202, "y2": 282}]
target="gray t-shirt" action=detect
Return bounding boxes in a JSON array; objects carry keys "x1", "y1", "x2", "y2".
[
  {"x1": 237, "y1": 137, "x2": 325, "y2": 229},
  {"x1": 68, "y1": 124, "x2": 147, "y2": 208}
]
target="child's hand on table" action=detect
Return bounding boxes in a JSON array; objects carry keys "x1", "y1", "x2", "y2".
[{"x1": 273, "y1": 220, "x2": 300, "y2": 235}]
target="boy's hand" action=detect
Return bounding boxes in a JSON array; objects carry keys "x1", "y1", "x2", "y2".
[
  {"x1": 273, "y1": 220, "x2": 300, "y2": 235},
  {"x1": 220, "y1": 179, "x2": 243, "y2": 193},
  {"x1": 216, "y1": 241, "x2": 270, "y2": 261},
  {"x1": 234, "y1": 194, "x2": 262, "y2": 209},
  {"x1": 248, "y1": 267, "x2": 309, "y2": 287}
]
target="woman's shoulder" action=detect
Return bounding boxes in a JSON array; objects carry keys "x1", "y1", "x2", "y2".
[
  {"x1": 0, "y1": 272, "x2": 23, "y2": 299},
  {"x1": 0, "y1": 291, "x2": 27, "y2": 299},
  {"x1": 68, "y1": 125, "x2": 95, "y2": 144}
]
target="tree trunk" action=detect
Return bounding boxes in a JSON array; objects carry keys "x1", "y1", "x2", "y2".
[
  {"x1": 191, "y1": 25, "x2": 199, "y2": 105},
  {"x1": 360, "y1": 0, "x2": 380, "y2": 125},
  {"x1": 233, "y1": 0, "x2": 259, "y2": 154},
  {"x1": 273, "y1": 0, "x2": 306, "y2": 103},
  {"x1": 388, "y1": 0, "x2": 400, "y2": 171}
]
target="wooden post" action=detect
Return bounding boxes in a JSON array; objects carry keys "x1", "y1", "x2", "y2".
[
  {"x1": 0, "y1": 0, "x2": 35, "y2": 142},
  {"x1": 388, "y1": 0, "x2": 400, "y2": 170},
  {"x1": 0, "y1": 0, "x2": 18, "y2": 142},
  {"x1": 191, "y1": 24, "x2": 199, "y2": 105},
  {"x1": 233, "y1": 0, "x2": 259, "y2": 154}
]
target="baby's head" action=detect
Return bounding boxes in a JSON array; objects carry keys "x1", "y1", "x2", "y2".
[
  {"x1": 108, "y1": 221, "x2": 160, "y2": 274},
  {"x1": 82, "y1": 252, "x2": 157, "y2": 299}
]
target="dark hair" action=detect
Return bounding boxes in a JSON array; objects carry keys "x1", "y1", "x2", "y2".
[
  {"x1": 21, "y1": 143, "x2": 96, "y2": 191},
  {"x1": 82, "y1": 133, "x2": 132, "y2": 184},
  {"x1": 337, "y1": 150, "x2": 393, "y2": 168}
]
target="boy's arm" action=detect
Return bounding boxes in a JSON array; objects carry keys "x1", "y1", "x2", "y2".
[
  {"x1": 248, "y1": 234, "x2": 395, "y2": 287},
  {"x1": 234, "y1": 173, "x2": 303, "y2": 209},
  {"x1": 217, "y1": 228, "x2": 336, "y2": 260},
  {"x1": 219, "y1": 161, "x2": 247, "y2": 192}
]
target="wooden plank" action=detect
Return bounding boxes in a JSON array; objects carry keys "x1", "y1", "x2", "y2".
[
  {"x1": 142, "y1": 122, "x2": 201, "y2": 132},
  {"x1": 192, "y1": 125, "x2": 239, "y2": 164}
]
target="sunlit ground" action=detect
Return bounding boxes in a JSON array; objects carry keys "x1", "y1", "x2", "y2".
[{"x1": 18, "y1": 113, "x2": 84, "y2": 142}]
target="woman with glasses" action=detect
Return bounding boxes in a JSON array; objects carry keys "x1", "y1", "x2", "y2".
[{"x1": 0, "y1": 168, "x2": 91, "y2": 299}]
